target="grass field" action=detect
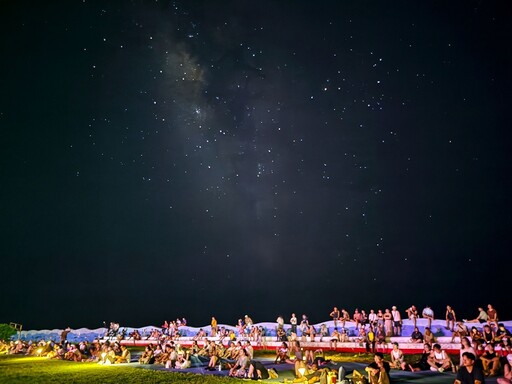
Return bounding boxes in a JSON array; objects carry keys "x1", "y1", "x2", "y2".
[
  {"x1": 0, "y1": 354, "x2": 245, "y2": 384},
  {"x1": 0, "y1": 350, "x2": 451, "y2": 384}
]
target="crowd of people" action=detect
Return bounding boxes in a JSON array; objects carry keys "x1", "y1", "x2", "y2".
[{"x1": 2, "y1": 303, "x2": 511, "y2": 383}]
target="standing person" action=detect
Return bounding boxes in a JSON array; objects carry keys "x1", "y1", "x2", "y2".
[
  {"x1": 391, "y1": 306, "x2": 402, "y2": 336},
  {"x1": 383, "y1": 309, "x2": 393, "y2": 337},
  {"x1": 446, "y1": 305, "x2": 457, "y2": 332},
  {"x1": 290, "y1": 313, "x2": 298, "y2": 336},
  {"x1": 210, "y1": 317, "x2": 218, "y2": 337},
  {"x1": 454, "y1": 352, "x2": 485, "y2": 384},
  {"x1": 60, "y1": 327, "x2": 71, "y2": 344},
  {"x1": 366, "y1": 325, "x2": 376, "y2": 353},
  {"x1": 330, "y1": 307, "x2": 340, "y2": 328}
]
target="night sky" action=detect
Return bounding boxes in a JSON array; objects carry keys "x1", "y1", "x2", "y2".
[{"x1": 1, "y1": 1, "x2": 511, "y2": 330}]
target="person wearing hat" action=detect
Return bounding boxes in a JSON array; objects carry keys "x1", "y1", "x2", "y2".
[{"x1": 391, "y1": 306, "x2": 402, "y2": 336}]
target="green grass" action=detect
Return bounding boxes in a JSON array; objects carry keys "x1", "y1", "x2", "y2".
[
  {"x1": 0, "y1": 355, "x2": 245, "y2": 384},
  {"x1": 0, "y1": 351, "x2": 433, "y2": 383}
]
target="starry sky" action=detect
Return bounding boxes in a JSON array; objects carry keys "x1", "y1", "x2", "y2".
[{"x1": 1, "y1": 0, "x2": 511, "y2": 330}]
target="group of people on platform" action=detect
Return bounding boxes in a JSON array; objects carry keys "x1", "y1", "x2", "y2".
[{"x1": 2, "y1": 303, "x2": 511, "y2": 384}]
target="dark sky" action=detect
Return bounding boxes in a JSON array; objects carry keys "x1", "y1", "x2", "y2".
[{"x1": 1, "y1": 0, "x2": 511, "y2": 330}]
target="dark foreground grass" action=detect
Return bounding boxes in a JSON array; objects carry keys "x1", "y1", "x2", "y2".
[
  {"x1": 0, "y1": 351, "x2": 449, "y2": 384},
  {"x1": 0, "y1": 354, "x2": 244, "y2": 384}
]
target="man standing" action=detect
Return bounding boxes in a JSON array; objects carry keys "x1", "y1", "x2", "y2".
[
  {"x1": 290, "y1": 313, "x2": 298, "y2": 335},
  {"x1": 454, "y1": 352, "x2": 485, "y2": 384},
  {"x1": 60, "y1": 327, "x2": 71, "y2": 344},
  {"x1": 210, "y1": 317, "x2": 218, "y2": 337},
  {"x1": 391, "y1": 306, "x2": 402, "y2": 336}
]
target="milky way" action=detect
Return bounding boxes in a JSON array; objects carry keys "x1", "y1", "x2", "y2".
[{"x1": 1, "y1": 0, "x2": 511, "y2": 329}]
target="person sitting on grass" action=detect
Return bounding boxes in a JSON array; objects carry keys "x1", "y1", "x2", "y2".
[
  {"x1": 164, "y1": 345, "x2": 178, "y2": 368},
  {"x1": 409, "y1": 343, "x2": 431, "y2": 371},
  {"x1": 98, "y1": 345, "x2": 116, "y2": 365},
  {"x1": 205, "y1": 340, "x2": 220, "y2": 371},
  {"x1": 275, "y1": 341, "x2": 289, "y2": 364},
  {"x1": 138, "y1": 345, "x2": 154, "y2": 364},
  {"x1": 455, "y1": 352, "x2": 485, "y2": 384},
  {"x1": 295, "y1": 362, "x2": 333, "y2": 383},
  {"x1": 228, "y1": 348, "x2": 250, "y2": 378},
  {"x1": 64, "y1": 344, "x2": 82, "y2": 362},
  {"x1": 155, "y1": 344, "x2": 171, "y2": 365},
  {"x1": 115, "y1": 345, "x2": 131, "y2": 364},
  {"x1": 390, "y1": 342, "x2": 407, "y2": 370},
  {"x1": 365, "y1": 352, "x2": 391, "y2": 384},
  {"x1": 174, "y1": 351, "x2": 191, "y2": 369},
  {"x1": 247, "y1": 360, "x2": 272, "y2": 380},
  {"x1": 285, "y1": 340, "x2": 305, "y2": 378},
  {"x1": 428, "y1": 343, "x2": 453, "y2": 372}
]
